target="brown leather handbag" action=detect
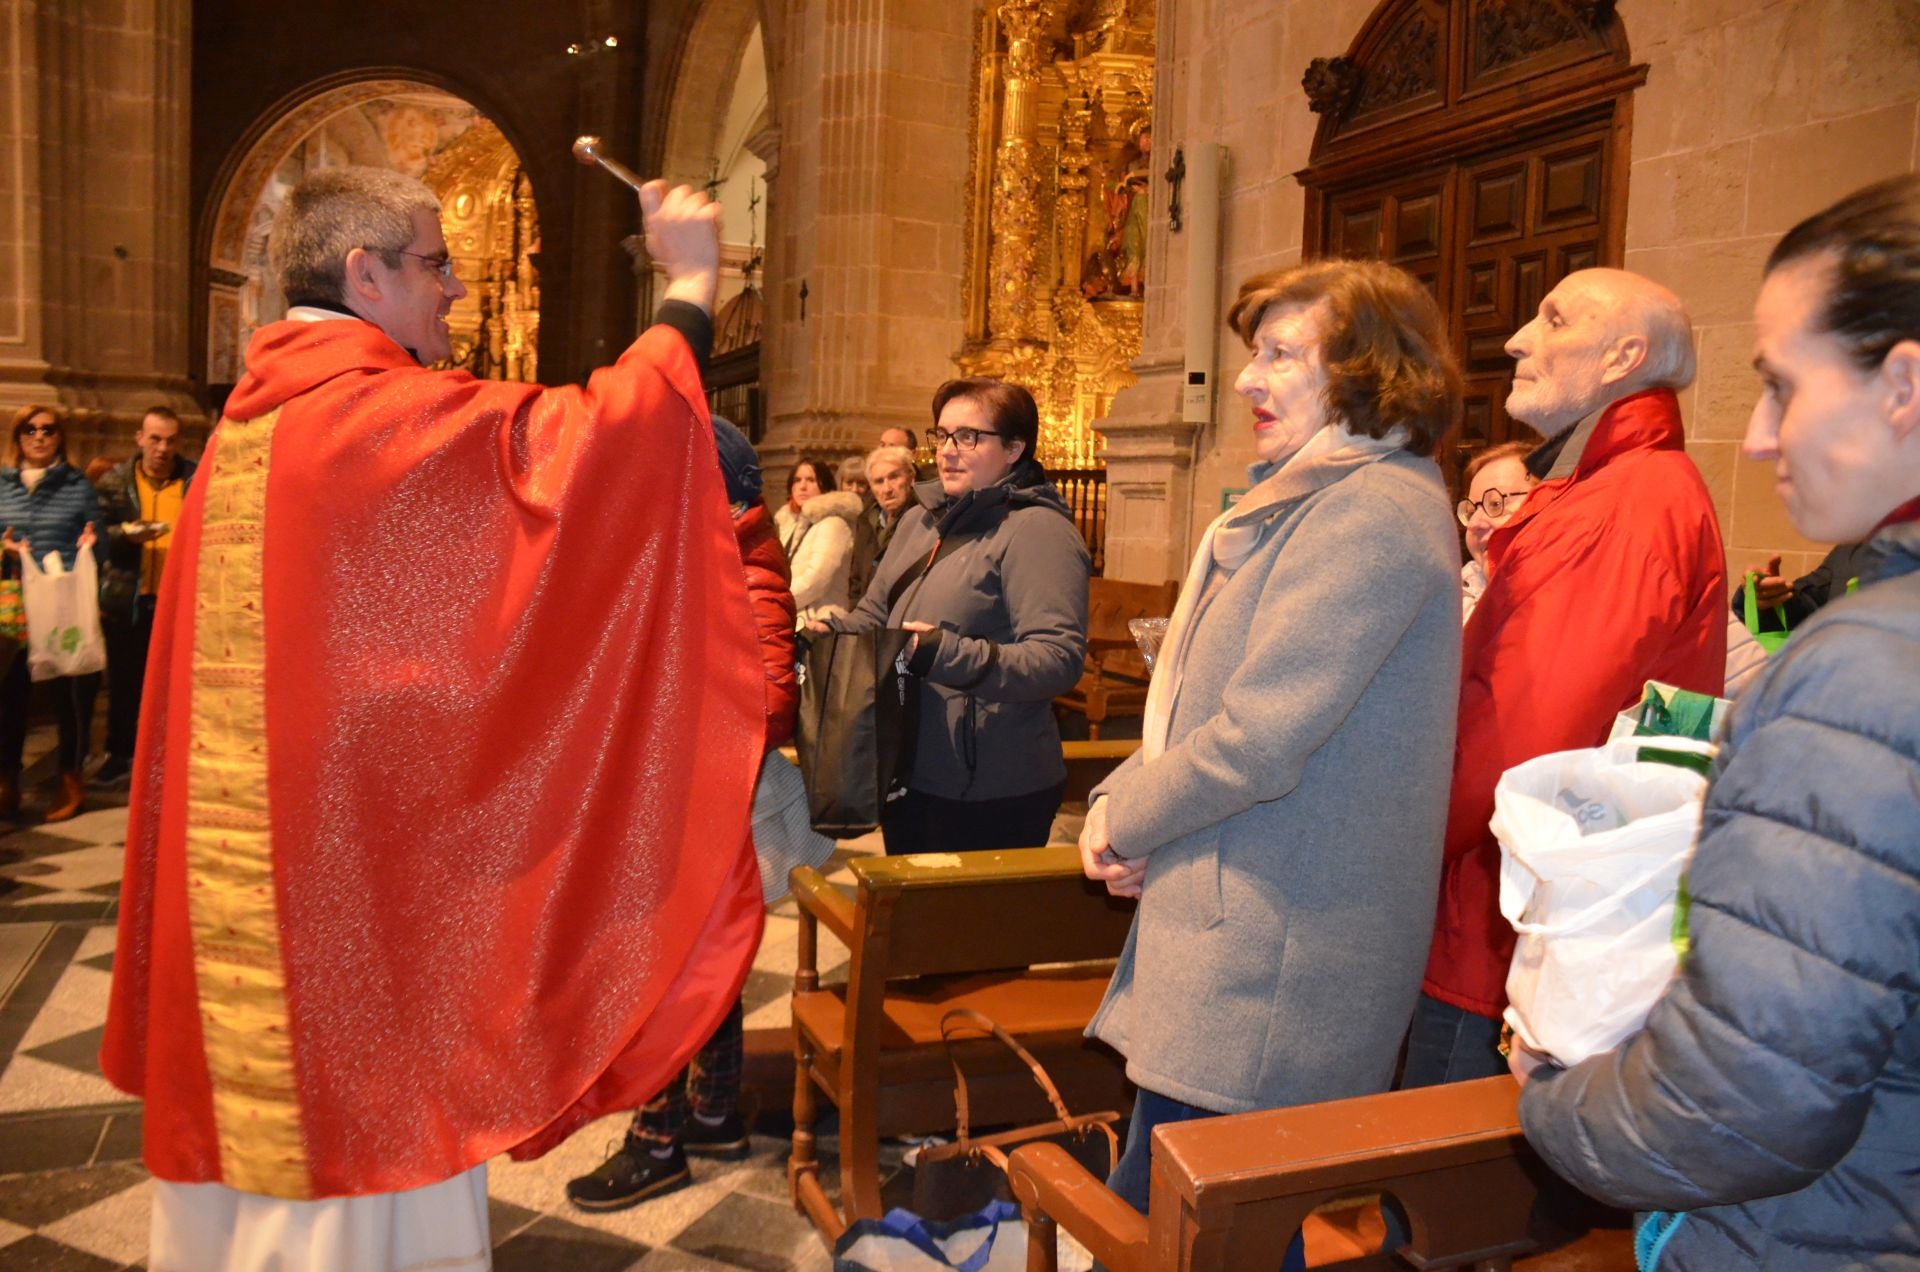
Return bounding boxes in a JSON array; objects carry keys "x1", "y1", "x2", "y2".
[{"x1": 910, "y1": 1008, "x2": 1122, "y2": 1221}]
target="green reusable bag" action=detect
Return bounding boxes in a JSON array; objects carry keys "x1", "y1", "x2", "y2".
[
  {"x1": 1742, "y1": 572, "x2": 1792, "y2": 655},
  {"x1": 1625, "y1": 681, "x2": 1727, "y2": 776}
]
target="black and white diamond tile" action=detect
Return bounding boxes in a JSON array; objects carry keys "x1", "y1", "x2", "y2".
[{"x1": 0, "y1": 754, "x2": 1115, "y2": 1269}]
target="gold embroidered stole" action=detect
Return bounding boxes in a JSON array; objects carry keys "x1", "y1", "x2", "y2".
[{"x1": 182, "y1": 408, "x2": 309, "y2": 1198}]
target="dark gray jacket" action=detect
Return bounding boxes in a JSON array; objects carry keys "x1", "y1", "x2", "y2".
[
  {"x1": 831, "y1": 464, "x2": 1089, "y2": 801},
  {"x1": 1520, "y1": 519, "x2": 1920, "y2": 1269}
]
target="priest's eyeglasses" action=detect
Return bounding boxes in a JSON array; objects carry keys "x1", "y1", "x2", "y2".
[
  {"x1": 376, "y1": 248, "x2": 456, "y2": 281},
  {"x1": 932, "y1": 425, "x2": 1005, "y2": 451},
  {"x1": 1456, "y1": 488, "x2": 1528, "y2": 526}
]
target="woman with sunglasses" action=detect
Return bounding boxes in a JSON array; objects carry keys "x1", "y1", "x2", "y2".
[
  {"x1": 0, "y1": 406, "x2": 102, "y2": 820},
  {"x1": 821, "y1": 377, "x2": 1090, "y2": 855}
]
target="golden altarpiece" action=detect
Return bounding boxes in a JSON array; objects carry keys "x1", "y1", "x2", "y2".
[
  {"x1": 423, "y1": 121, "x2": 542, "y2": 383},
  {"x1": 957, "y1": 0, "x2": 1155, "y2": 483}
]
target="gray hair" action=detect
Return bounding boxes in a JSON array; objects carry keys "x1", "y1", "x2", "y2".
[
  {"x1": 836, "y1": 455, "x2": 869, "y2": 487},
  {"x1": 1586, "y1": 268, "x2": 1697, "y2": 392},
  {"x1": 268, "y1": 167, "x2": 441, "y2": 306},
  {"x1": 865, "y1": 445, "x2": 915, "y2": 481}
]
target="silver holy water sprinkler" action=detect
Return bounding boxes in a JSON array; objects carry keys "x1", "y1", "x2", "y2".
[{"x1": 571, "y1": 135, "x2": 647, "y2": 195}]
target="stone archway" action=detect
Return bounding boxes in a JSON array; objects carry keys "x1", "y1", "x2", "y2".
[
  {"x1": 199, "y1": 78, "x2": 542, "y2": 400},
  {"x1": 653, "y1": 0, "x2": 778, "y2": 438},
  {"x1": 655, "y1": 0, "x2": 775, "y2": 313}
]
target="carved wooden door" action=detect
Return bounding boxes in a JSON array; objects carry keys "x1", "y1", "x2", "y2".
[
  {"x1": 1453, "y1": 127, "x2": 1611, "y2": 457},
  {"x1": 1296, "y1": 0, "x2": 1644, "y2": 488}
]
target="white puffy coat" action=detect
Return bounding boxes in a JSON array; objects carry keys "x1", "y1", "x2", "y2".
[{"x1": 782, "y1": 490, "x2": 862, "y2": 628}]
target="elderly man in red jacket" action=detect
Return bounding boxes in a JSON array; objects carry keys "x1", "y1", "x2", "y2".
[{"x1": 1402, "y1": 268, "x2": 1727, "y2": 1087}]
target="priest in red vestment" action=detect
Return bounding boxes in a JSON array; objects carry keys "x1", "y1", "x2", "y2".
[{"x1": 101, "y1": 166, "x2": 765, "y2": 1264}]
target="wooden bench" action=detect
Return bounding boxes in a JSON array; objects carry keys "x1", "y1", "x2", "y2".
[
  {"x1": 787, "y1": 845, "x2": 1138, "y2": 1242},
  {"x1": 1008, "y1": 1076, "x2": 1632, "y2": 1271},
  {"x1": 1055, "y1": 578, "x2": 1179, "y2": 740}
]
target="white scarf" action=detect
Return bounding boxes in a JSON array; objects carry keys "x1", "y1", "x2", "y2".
[{"x1": 1139, "y1": 423, "x2": 1408, "y2": 762}]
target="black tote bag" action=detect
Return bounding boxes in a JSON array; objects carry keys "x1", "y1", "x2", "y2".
[{"x1": 793, "y1": 628, "x2": 918, "y2": 837}]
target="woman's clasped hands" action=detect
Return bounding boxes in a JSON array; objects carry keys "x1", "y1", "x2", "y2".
[{"x1": 1078, "y1": 795, "x2": 1146, "y2": 898}]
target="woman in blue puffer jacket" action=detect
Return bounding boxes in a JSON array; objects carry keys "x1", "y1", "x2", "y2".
[
  {"x1": 0, "y1": 405, "x2": 101, "y2": 821},
  {"x1": 1513, "y1": 175, "x2": 1920, "y2": 1269}
]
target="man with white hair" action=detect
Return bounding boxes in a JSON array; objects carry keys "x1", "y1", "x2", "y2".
[
  {"x1": 846, "y1": 443, "x2": 919, "y2": 606},
  {"x1": 101, "y1": 167, "x2": 767, "y2": 1268},
  {"x1": 1402, "y1": 268, "x2": 1728, "y2": 1087}
]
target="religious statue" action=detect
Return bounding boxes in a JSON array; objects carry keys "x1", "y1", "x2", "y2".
[{"x1": 1104, "y1": 121, "x2": 1151, "y2": 297}]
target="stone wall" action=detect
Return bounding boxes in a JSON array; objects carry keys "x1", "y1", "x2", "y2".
[
  {"x1": 1102, "y1": 0, "x2": 1920, "y2": 585},
  {"x1": 0, "y1": 0, "x2": 199, "y2": 454},
  {"x1": 1623, "y1": 0, "x2": 1920, "y2": 583},
  {"x1": 752, "y1": 0, "x2": 975, "y2": 482}
]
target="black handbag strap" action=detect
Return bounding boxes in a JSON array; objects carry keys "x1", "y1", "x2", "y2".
[{"x1": 885, "y1": 534, "x2": 952, "y2": 613}]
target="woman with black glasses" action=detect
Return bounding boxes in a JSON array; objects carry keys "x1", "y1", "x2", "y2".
[
  {"x1": 1457, "y1": 440, "x2": 1535, "y2": 626},
  {"x1": 0, "y1": 405, "x2": 102, "y2": 821},
  {"x1": 820, "y1": 377, "x2": 1090, "y2": 855}
]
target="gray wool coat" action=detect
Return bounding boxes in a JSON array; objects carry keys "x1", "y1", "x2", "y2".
[{"x1": 1089, "y1": 446, "x2": 1462, "y2": 1114}]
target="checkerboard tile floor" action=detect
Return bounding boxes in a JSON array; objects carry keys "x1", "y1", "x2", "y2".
[{"x1": 0, "y1": 716, "x2": 1093, "y2": 1270}]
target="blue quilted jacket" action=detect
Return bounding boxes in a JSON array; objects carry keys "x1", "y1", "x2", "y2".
[
  {"x1": 1519, "y1": 519, "x2": 1920, "y2": 1269},
  {"x1": 0, "y1": 462, "x2": 101, "y2": 573}
]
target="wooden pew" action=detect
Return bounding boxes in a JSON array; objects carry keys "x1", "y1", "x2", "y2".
[
  {"x1": 775, "y1": 737, "x2": 1138, "y2": 799},
  {"x1": 1054, "y1": 578, "x2": 1179, "y2": 740},
  {"x1": 746, "y1": 740, "x2": 1139, "y2": 1132},
  {"x1": 787, "y1": 845, "x2": 1138, "y2": 1242},
  {"x1": 1007, "y1": 1076, "x2": 1632, "y2": 1271}
]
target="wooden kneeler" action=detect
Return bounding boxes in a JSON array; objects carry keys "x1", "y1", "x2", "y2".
[{"x1": 786, "y1": 845, "x2": 1137, "y2": 1242}]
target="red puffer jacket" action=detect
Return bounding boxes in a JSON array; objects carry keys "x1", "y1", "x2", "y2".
[
  {"x1": 1421, "y1": 388, "x2": 1727, "y2": 1019},
  {"x1": 735, "y1": 500, "x2": 799, "y2": 747}
]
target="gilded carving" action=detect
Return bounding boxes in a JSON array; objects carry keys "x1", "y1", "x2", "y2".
[
  {"x1": 960, "y1": 0, "x2": 1155, "y2": 470},
  {"x1": 421, "y1": 121, "x2": 541, "y2": 382}
]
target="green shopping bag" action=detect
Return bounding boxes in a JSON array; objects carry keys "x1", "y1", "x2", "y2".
[
  {"x1": 1610, "y1": 681, "x2": 1728, "y2": 776},
  {"x1": 1742, "y1": 572, "x2": 1792, "y2": 654}
]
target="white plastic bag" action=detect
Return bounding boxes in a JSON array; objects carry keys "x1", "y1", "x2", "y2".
[
  {"x1": 21, "y1": 548, "x2": 105, "y2": 682},
  {"x1": 1497, "y1": 736, "x2": 1711, "y2": 1065}
]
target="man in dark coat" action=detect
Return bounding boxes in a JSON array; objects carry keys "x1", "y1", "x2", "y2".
[
  {"x1": 1731, "y1": 539, "x2": 1873, "y2": 632},
  {"x1": 1514, "y1": 174, "x2": 1920, "y2": 1270},
  {"x1": 92, "y1": 407, "x2": 197, "y2": 786},
  {"x1": 845, "y1": 442, "x2": 917, "y2": 609}
]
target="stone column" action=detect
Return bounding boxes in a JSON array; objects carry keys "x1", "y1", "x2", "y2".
[
  {"x1": 1092, "y1": 0, "x2": 1195, "y2": 585},
  {"x1": 0, "y1": 0, "x2": 200, "y2": 456},
  {"x1": 757, "y1": 0, "x2": 974, "y2": 482}
]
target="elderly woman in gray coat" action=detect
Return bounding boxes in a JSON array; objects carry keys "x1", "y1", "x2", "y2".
[{"x1": 1079, "y1": 260, "x2": 1463, "y2": 1257}]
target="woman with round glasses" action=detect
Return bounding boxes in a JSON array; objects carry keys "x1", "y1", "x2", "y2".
[
  {"x1": 0, "y1": 405, "x2": 102, "y2": 821},
  {"x1": 823, "y1": 376, "x2": 1090, "y2": 855},
  {"x1": 1076, "y1": 260, "x2": 1463, "y2": 1256},
  {"x1": 1457, "y1": 441, "x2": 1535, "y2": 624}
]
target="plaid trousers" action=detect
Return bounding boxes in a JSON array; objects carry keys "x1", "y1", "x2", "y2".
[{"x1": 631, "y1": 999, "x2": 744, "y2": 1147}]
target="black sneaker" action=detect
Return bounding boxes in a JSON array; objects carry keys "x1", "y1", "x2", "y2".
[
  {"x1": 565, "y1": 1138, "x2": 691, "y2": 1211},
  {"x1": 680, "y1": 1111, "x2": 752, "y2": 1160},
  {"x1": 91, "y1": 755, "x2": 132, "y2": 788}
]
